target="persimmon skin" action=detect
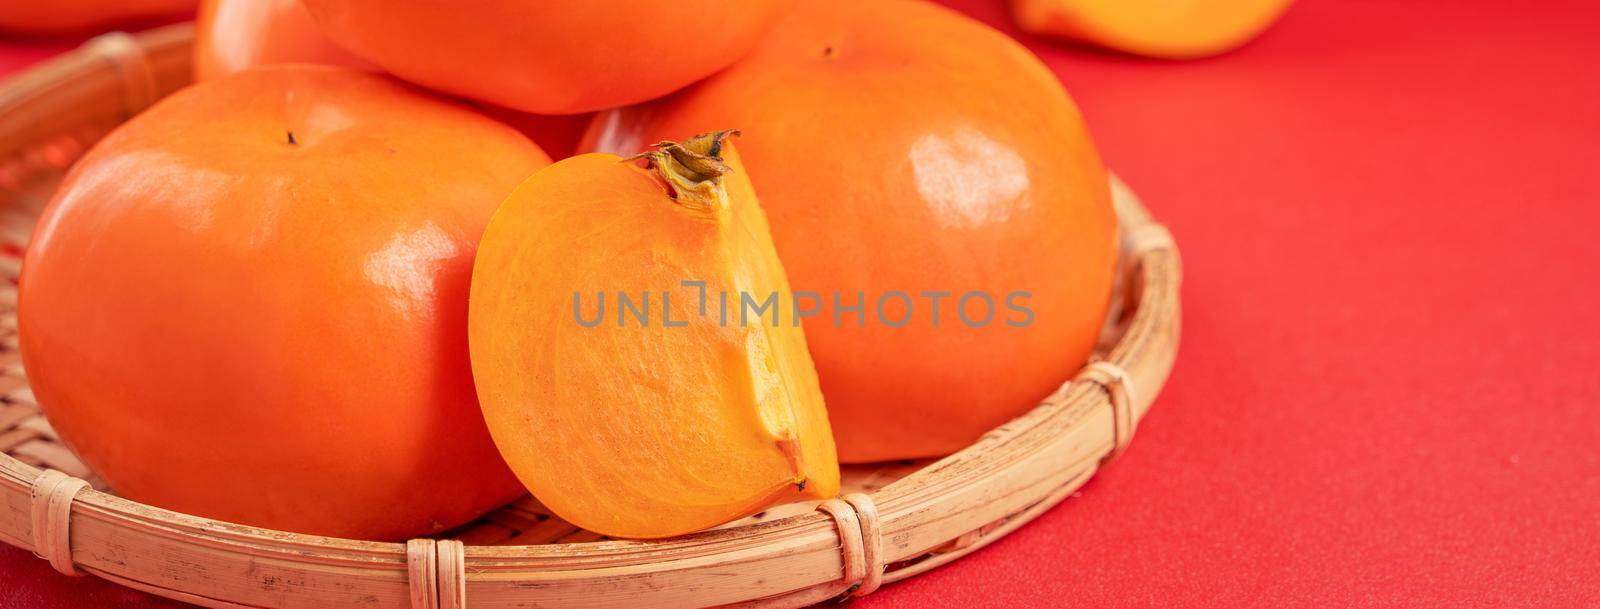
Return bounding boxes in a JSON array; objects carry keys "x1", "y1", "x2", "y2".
[
  {"x1": 190, "y1": 0, "x2": 585, "y2": 159},
  {"x1": 0, "y1": 0, "x2": 193, "y2": 34},
  {"x1": 470, "y1": 137, "x2": 839, "y2": 538},
  {"x1": 1012, "y1": 0, "x2": 1293, "y2": 59},
  {"x1": 474, "y1": 104, "x2": 592, "y2": 160},
  {"x1": 194, "y1": 0, "x2": 373, "y2": 81},
  {"x1": 585, "y1": 0, "x2": 1117, "y2": 463},
  {"x1": 301, "y1": 0, "x2": 791, "y2": 115},
  {"x1": 18, "y1": 66, "x2": 548, "y2": 540}
]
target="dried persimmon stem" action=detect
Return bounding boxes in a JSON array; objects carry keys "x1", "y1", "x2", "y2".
[{"x1": 624, "y1": 129, "x2": 741, "y2": 212}]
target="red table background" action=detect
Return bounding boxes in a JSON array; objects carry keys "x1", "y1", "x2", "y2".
[{"x1": 3, "y1": 0, "x2": 1598, "y2": 607}]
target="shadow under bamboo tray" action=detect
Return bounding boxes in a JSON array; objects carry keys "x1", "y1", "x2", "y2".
[{"x1": 0, "y1": 24, "x2": 1183, "y2": 609}]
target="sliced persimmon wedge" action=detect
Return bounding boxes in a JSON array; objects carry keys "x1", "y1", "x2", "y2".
[{"x1": 469, "y1": 131, "x2": 840, "y2": 538}]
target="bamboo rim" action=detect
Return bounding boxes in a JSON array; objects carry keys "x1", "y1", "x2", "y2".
[{"x1": 0, "y1": 24, "x2": 1182, "y2": 609}]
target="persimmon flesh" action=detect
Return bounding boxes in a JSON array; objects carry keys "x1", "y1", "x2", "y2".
[
  {"x1": 1011, "y1": 0, "x2": 1293, "y2": 59},
  {"x1": 301, "y1": 0, "x2": 791, "y2": 115},
  {"x1": 470, "y1": 132, "x2": 839, "y2": 538},
  {"x1": 18, "y1": 66, "x2": 548, "y2": 540},
  {"x1": 584, "y1": 0, "x2": 1118, "y2": 463}
]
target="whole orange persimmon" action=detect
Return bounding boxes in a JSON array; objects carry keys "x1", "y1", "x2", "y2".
[
  {"x1": 0, "y1": 0, "x2": 193, "y2": 34},
  {"x1": 300, "y1": 0, "x2": 792, "y2": 115},
  {"x1": 18, "y1": 66, "x2": 548, "y2": 540},
  {"x1": 586, "y1": 0, "x2": 1118, "y2": 462},
  {"x1": 194, "y1": 0, "x2": 372, "y2": 80}
]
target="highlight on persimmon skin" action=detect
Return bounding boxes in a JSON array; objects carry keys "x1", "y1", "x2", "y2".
[
  {"x1": 194, "y1": 0, "x2": 373, "y2": 81},
  {"x1": 18, "y1": 66, "x2": 549, "y2": 540},
  {"x1": 301, "y1": 0, "x2": 793, "y2": 115},
  {"x1": 0, "y1": 0, "x2": 193, "y2": 34},
  {"x1": 1011, "y1": 0, "x2": 1294, "y2": 59},
  {"x1": 584, "y1": 0, "x2": 1119, "y2": 463},
  {"x1": 469, "y1": 131, "x2": 840, "y2": 539}
]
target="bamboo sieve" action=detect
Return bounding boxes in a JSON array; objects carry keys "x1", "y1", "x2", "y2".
[{"x1": 0, "y1": 24, "x2": 1182, "y2": 609}]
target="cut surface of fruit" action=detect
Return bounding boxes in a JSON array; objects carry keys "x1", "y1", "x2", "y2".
[{"x1": 470, "y1": 132, "x2": 839, "y2": 538}]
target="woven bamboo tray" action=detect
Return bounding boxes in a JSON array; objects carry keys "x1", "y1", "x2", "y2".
[{"x1": 0, "y1": 24, "x2": 1182, "y2": 609}]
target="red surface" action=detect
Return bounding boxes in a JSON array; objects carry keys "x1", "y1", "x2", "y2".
[{"x1": 3, "y1": 0, "x2": 1598, "y2": 606}]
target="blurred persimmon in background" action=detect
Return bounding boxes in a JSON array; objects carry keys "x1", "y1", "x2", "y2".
[
  {"x1": 301, "y1": 0, "x2": 792, "y2": 115},
  {"x1": 586, "y1": 0, "x2": 1118, "y2": 463},
  {"x1": 194, "y1": 0, "x2": 371, "y2": 80},
  {"x1": 0, "y1": 0, "x2": 194, "y2": 35},
  {"x1": 1011, "y1": 0, "x2": 1292, "y2": 58}
]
